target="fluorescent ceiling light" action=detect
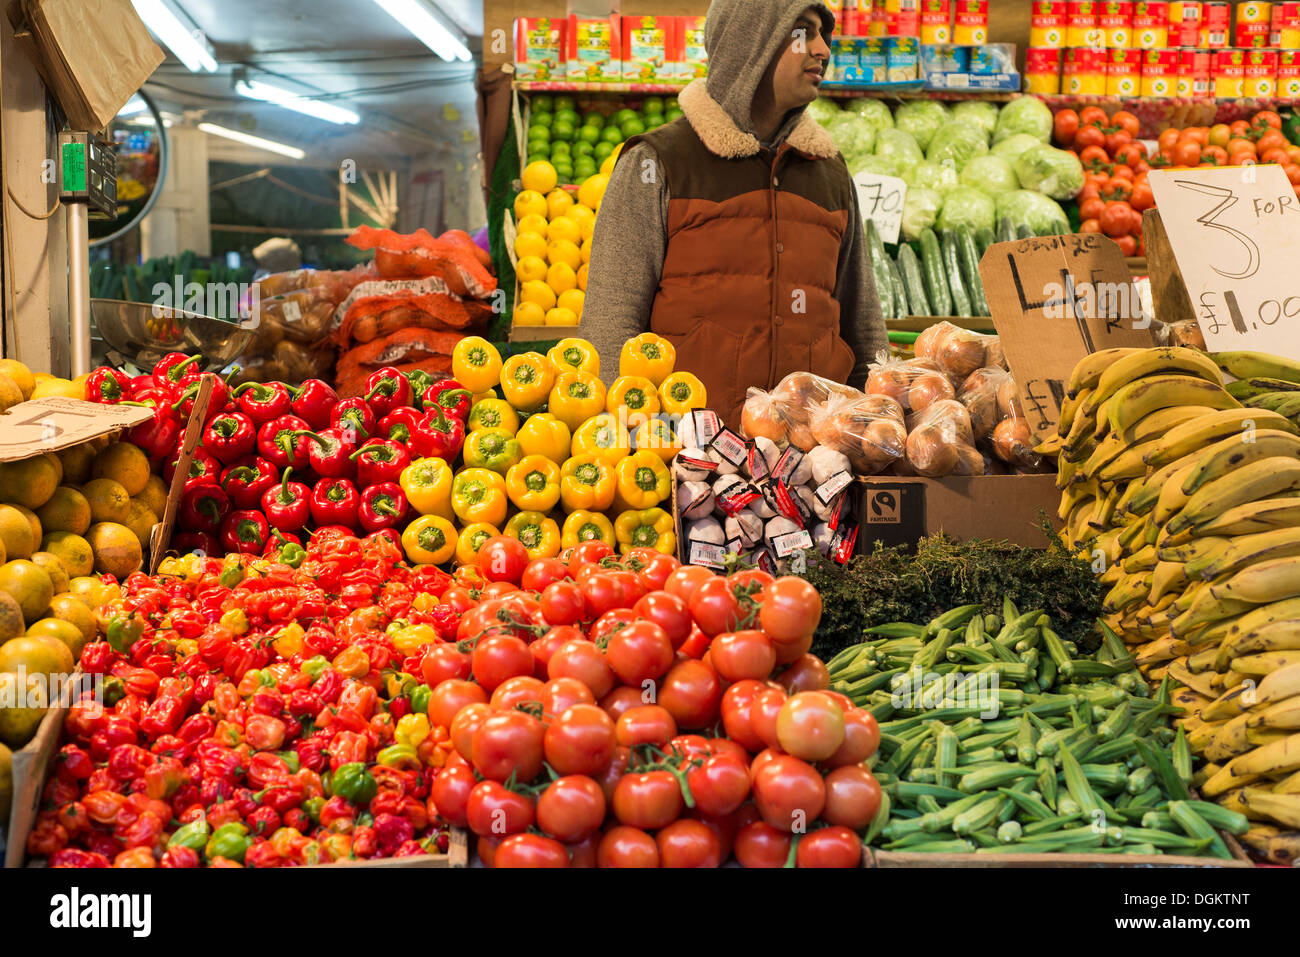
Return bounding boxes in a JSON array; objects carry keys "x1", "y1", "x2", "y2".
[
  {"x1": 235, "y1": 79, "x2": 361, "y2": 125},
  {"x1": 132, "y1": 0, "x2": 218, "y2": 72},
  {"x1": 371, "y1": 0, "x2": 472, "y2": 62},
  {"x1": 198, "y1": 122, "x2": 305, "y2": 160}
]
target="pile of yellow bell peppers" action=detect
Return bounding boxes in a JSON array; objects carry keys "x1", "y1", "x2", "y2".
[{"x1": 398, "y1": 333, "x2": 707, "y2": 568}]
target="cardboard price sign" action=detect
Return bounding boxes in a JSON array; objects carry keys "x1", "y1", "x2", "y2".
[
  {"x1": 0, "y1": 397, "x2": 152, "y2": 462},
  {"x1": 979, "y1": 234, "x2": 1155, "y2": 438},
  {"x1": 852, "y1": 171, "x2": 907, "y2": 245},
  {"x1": 1148, "y1": 165, "x2": 1300, "y2": 356}
]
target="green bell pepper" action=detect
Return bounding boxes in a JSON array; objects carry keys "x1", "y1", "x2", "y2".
[
  {"x1": 331, "y1": 762, "x2": 377, "y2": 805},
  {"x1": 167, "y1": 819, "x2": 210, "y2": 851},
  {"x1": 205, "y1": 822, "x2": 252, "y2": 863}
]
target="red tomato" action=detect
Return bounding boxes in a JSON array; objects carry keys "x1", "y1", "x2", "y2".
[
  {"x1": 656, "y1": 819, "x2": 722, "y2": 868},
  {"x1": 686, "y1": 751, "x2": 752, "y2": 817},
  {"x1": 1110, "y1": 110, "x2": 1139, "y2": 138},
  {"x1": 536, "y1": 775, "x2": 606, "y2": 843},
  {"x1": 688, "y1": 577, "x2": 743, "y2": 637},
  {"x1": 588, "y1": 607, "x2": 639, "y2": 646},
  {"x1": 580, "y1": 572, "x2": 626, "y2": 618},
  {"x1": 1172, "y1": 140, "x2": 1203, "y2": 167},
  {"x1": 615, "y1": 705, "x2": 677, "y2": 747},
  {"x1": 1079, "y1": 196, "x2": 1105, "y2": 221},
  {"x1": 477, "y1": 536, "x2": 529, "y2": 583},
  {"x1": 531, "y1": 625, "x2": 581, "y2": 679},
  {"x1": 1254, "y1": 109, "x2": 1283, "y2": 131},
  {"x1": 612, "y1": 771, "x2": 684, "y2": 829},
  {"x1": 1103, "y1": 127, "x2": 1132, "y2": 156},
  {"x1": 471, "y1": 634, "x2": 534, "y2": 692},
  {"x1": 430, "y1": 763, "x2": 476, "y2": 827},
  {"x1": 426, "y1": 679, "x2": 488, "y2": 729},
  {"x1": 752, "y1": 755, "x2": 826, "y2": 832},
  {"x1": 1053, "y1": 108, "x2": 1079, "y2": 146},
  {"x1": 598, "y1": 685, "x2": 645, "y2": 723},
  {"x1": 1115, "y1": 234, "x2": 1138, "y2": 257},
  {"x1": 795, "y1": 826, "x2": 861, "y2": 868},
  {"x1": 539, "y1": 580, "x2": 586, "y2": 626},
  {"x1": 1201, "y1": 144, "x2": 1229, "y2": 166},
  {"x1": 521, "y1": 557, "x2": 571, "y2": 593},
  {"x1": 1078, "y1": 106, "x2": 1108, "y2": 128},
  {"x1": 633, "y1": 591, "x2": 693, "y2": 649},
  {"x1": 471, "y1": 710, "x2": 545, "y2": 782},
  {"x1": 479, "y1": 581, "x2": 519, "y2": 600},
  {"x1": 608, "y1": 569, "x2": 647, "y2": 607},
  {"x1": 566, "y1": 540, "x2": 613, "y2": 568},
  {"x1": 465, "y1": 780, "x2": 535, "y2": 837},
  {"x1": 543, "y1": 703, "x2": 616, "y2": 776},
  {"x1": 1130, "y1": 181, "x2": 1154, "y2": 212},
  {"x1": 594, "y1": 745, "x2": 632, "y2": 803},
  {"x1": 548, "y1": 639, "x2": 616, "y2": 699},
  {"x1": 828, "y1": 708, "x2": 881, "y2": 766},
  {"x1": 734, "y1": 820, "x2": 793, "y2": 868},
  {"x1": 657, "y1": 659, "x2": 723, "y2": 730},
  {"x1": 707, "y1": 736, "x2": 750, "y2": 763},
  {"x1": 1100, "y1": 201, "x2": 1135, "y2": 239},
  {"x1": 542, "y1": 677, "x2": 595, "y2": 719},
  {"x1": 493, "y1": 833, "x2": 570, "y2": 868},
  {"x1": 663, "y1": 564, "x2": 715, "y2": 603},
  {"x1": 822, "y1": 764, "x2": 883, "y2": 829},
  {"x1": 604, "y1": 620, "x2": 674, "y2": 686},
  {"x1": 597, "y1": 825, "x2": 660, "y2": 867},
  {"x1": 721, "y1": 679, "x2": 769, "y2": 752},
  {"x1": 749, "y1": 686, "x2": 789, "y2": 749},
  {"x1": 773, "y1": 632, "x2": 814, "y2": 666},
  {"x1": 489, "y1": 675, "x2": 546, "y2": 712},
  {"x1": 420, "y1": 643, "x2": 471, "y2": 686},
  {"x1": 451, "y1": 702, "x2": 493, "y2": 760},
  {"x1": 440, "y1": 586, "x2": 477, "y2": 615},
  {"x1": 1074, "y1": 125, "x2": 1105, "y2": 150},
  {"x1": 758, "y1": 577, "x2": 822, "y2": 644},
  {"x1": 1158, "y1": 127, "x2": 1180, "y2": 154},
  {"x1": 565, "y1": 831, "x2": 601, "y2": 869},
  {"x1": 710, "y1": 629, "x2": 776, "y2": 682},
  {"x1": 678, "y1": 625, "x2": 711, "y2": 659},
  {"x1": 1285, "y1": 164, "x2": 1300, "y2": 186},
  {"x1": 1078, "y1": 218, "x2": 1102, "y2": 234},
  {"x1": 776, "y1": 691, "x2": 846, "y2": 761},
  {"x1": 777, "y1": 653, "x2": 831, "y2": 692},
  {"x1": 636, "y1": 553, "x2": 679, "y2": 592}
]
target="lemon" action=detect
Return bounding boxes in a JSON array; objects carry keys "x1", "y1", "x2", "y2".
[
  {"x1": 516, "y1": 255, "x2": 549, "y2": 283},
  {"x1": 0, "y1": 360, "x2": 34, "y2": 400},
  {"x1": 91, "y1": 442, "x2": 151, "y2": 496},
  {"x1": 30, "y1": 378, "x2": 81, "y2": 400},
  {"x1": 577, "y1": 263, "x2": 589, "y2": 290},
  {"x1": 545, "y1": 307, "x2": 580, "y2": 326},
  {"x1": 522, "y1": 160, "x2": 558, "y2": 194},
  {"x1": 514, "y1": 232, "x2": 548, "y2": 260},
  {"x1": 558, "y1": 289, "x2": 585, "y2": 317},
  {"x1": 519, "y1": 280, "x2": 557, "y2": 311},
  {"x1": 547, "y1": 239, "x2": 582, "y2": 272},
  {"x1": 546, "y1": 261, "x2": 577, "y2": 294},
  {"x1": 513, "y1": 189, "x2": 548, "y2": 220},
  {"x1": 547, "y1": 216, "x2": 581, "y2": 246},
  {"x1": 82, "y1": 478, "x2": 131, "y2": 524},
  {"x1": 578, "y1": 173, "x2": 610, "y2": 212},
  {"x1": 565, "y1": 202, "x2": 596, "y2": 225},
  {"x1": 0, "y1": 375, "x2": 22, "y2": 413},
  {"x1": 546, "y1": 189, "x2": 574, "y2": 220},
  {"x1": 0, "y1": 455, "x2": 59, "y2": 510},
  {"x1": 580, "y1": 237, "x2": 592, "y2": 263},
  {"x1": 515, "y1": 213, "x2": 550, "y2": 238},
  {"x1": 513, "y1": 302, "x2": 546, "y2": 326}
]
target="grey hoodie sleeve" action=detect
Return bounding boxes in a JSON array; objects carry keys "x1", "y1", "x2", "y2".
[
  {"x1": 834, "y1": 185, "x2": 888, "y2": 388},
  {"x1": 581, "y1": 142, "x2": 668, "y2": 384}
]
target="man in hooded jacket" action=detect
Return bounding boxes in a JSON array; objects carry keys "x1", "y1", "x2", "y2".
[{"x1": 582, "y1": 0, "x2": 887, "y2": 426}]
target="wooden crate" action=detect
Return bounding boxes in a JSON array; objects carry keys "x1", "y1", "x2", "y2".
[
  {"x1": 310, "y1": 829, "x2": 469, "y2": 869},
  {"x1": 4, "y1": 669, "x2": 81, "y2": 868}
]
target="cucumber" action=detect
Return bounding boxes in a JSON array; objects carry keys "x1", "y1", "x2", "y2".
[
  {"x1": 955, "y1": 228, "x2": 989, "y2": 317},
  {"x1": 997, "y1": 217, "x2": 1017, "y2": 244},
  {"x1": 896, "y1": 249, "x2": 930, "y2": 317},
  {"x1": 865, "y1": 219, "x2": 896, "y2": 319},
  {"x1": 885, "y1": 254, "x2": 910, "y2": 319},
  {"x1": 974, "y1": 226, "x2": 995, "y2": 258},
  {"x1": 918, "y1": 228, "x2": 952, "y2": 317},
  {"x1": 940, "y1": 231, "x2": 972, "y2": 318}
]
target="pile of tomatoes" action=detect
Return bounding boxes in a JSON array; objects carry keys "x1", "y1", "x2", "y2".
[{"x1": 428, "y1": 535, "x2": 881, "y2": 868}]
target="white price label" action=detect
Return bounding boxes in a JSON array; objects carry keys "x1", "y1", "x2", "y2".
[
  {"x1": 710, "y1": 428, "x2": 748, "y2": 466},
  {"x1": 771, "y1": 529, "x2": 814, "y2": 558},
  {"x1": 852, "y1": 172, "x2": 907, "y2": 245},
  {"x1": 814, "y1": 470, "x2": 853, "y2": 506},
  {"x1": 688, "y1": 541, "x2": 727, "y2": 568}
]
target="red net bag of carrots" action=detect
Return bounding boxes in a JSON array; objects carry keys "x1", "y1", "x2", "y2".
[
  {"x1": 335, "y1": 329, "x2": 462, "y2": 397},
  {"x1": 335, "y1": 281, "x2": 494, "y2": 345},
  {"x1": 346, "y1": 226, "x2": 496, "y2": 299}
]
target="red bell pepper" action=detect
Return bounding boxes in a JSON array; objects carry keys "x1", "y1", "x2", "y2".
[
  {"x1": 298, "y1": 428, "x2": 357, "y2": 479},
  {"x1": 202, "y1": 411, "x2": 257, "y2": 464},
  {"x1": 421, "y1": 379, "x2": 472, "y2": 421},
  {"x1": 292, "y1": 379, "x2": 338, "y2": 430},
  {"x1": 378, "y1": 407, "x2": 422, "y2": 445},
  {"x1": 257, "y1": 415, "x2": 312, "y2": 471},
  {"x1": 261, "y1": 469, "x2": 311, "y2": 534},
  {"x1": 350, "y1": 439, "x2": 410, "y2": 487},
  {"x1": 331, "y1": 398, "x2": 376, "y2": 443},
  {"x1": 221, "y1": 509, "x2": 270, "y2": 554},
  {"x1": 309, "y1": 478, "x2": 360, "y2": 529},
  {"x1": 127, "y1": 391, "x2": 183, "y2": 462},
  {"x1": 364, "y1": 366, "x2": 413, "y2": 419},
  {"x1": 410, "y1": 406, "x2": 464, "y2": 461},
  {"x1": 164, "y1": 448, "x2": 221, "y2": 490},
  {"x1": 231, "y1": 381, "x2": 295, "y2": 425},
  {"x1": 153, "y1": 353, "x2": 204, "y2": 394},
  {"x1": 179, "y1": 484, "x2": 231, "y2": 536},
  {"x1": 170, "y1": 531, "x2": 219, "y2": 558},
  {"x1": 358, "y1": 483, "x2": 408, "y2": 532},
  {"x1": 86, "y1": 366, "x2": 132, "y2": 403},
  {"x1": 173, "y1": 372, "x2": 229, "y2": 425},
  {"x1": 220, "y1": 456, "x2": 278, "y2": 510}
]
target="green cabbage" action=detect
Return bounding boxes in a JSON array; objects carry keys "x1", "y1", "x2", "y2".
[
  {"x1": 993, "y1": 96, "x2": 1053, "y2": 145},
  {"x1": 874, "y1": 128, "x2": 924, "y2": 170},
  {"x1": 901, "y1": 187, "x2": 942, "y2": 243},
  {"x1": 996, "y1": 190, "x2": 1070, "y2": 234},
  {"x1": 806, "y1": 98, "x2": 842, "y2": 125},
  {"x1": 894, "y1": 100, "x2": 950, "y2": 151},
  {"x1": 843, "y1": 98, "x2": 895, "y2": 132},
  {"x1": 990, "y1": 133, "x2": 1043, "y2": 162},
  {"x1": 936, "y1": 186, "x2": 996, "y2": 234},
  {"x1": 959, "y1": 155, "x2": 1019, "y2": 195},
  {"x1": 950, "y1": 101, "x2": 1000, "y2": 139},
  {"x1": 848, "y1": 153, "x2": 901, "y2": 177},
  {"x1": 905, "y1": 161, "x2": 960, "y2": 195},
  {"x1": 1012, "y1": 143, "x2": 1085, "y2": 200},
  {"x1": 926, "y1": 121, "x2": 989, "y2": 172}
]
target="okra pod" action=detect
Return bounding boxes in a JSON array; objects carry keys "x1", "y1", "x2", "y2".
[{"x1": 958, "y1": 763, "x2": 1035, "y2": 793}]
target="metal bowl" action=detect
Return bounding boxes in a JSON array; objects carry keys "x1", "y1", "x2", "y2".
[{"x1": 91, "y1": 298, "x2": 255, "y2": 368}]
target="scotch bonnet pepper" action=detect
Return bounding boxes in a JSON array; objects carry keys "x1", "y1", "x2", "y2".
[
  {"x1": 463, "y1": 427, "x2": 522, "y2": 474},
  {"x1": 500, "y1": 352, "x2": 555, "y2": 411},
  {"x1": 505, "y1": 511, "x2": 561, "y2": 560},
  {"x1": 451, "y1": 468, "x2": 507, "y2": 526},
  {"x1": 451, "y1": 336, "x2": 503, "y2": 393},
  {"x1": 614, "y1": 507, "x2": 676, "y2": 555},
  {"x1": 548, "y1": 371, "x2": 607, "y2": 431},
  {"x1": 505, "y1": 454, "x2": 561, "y2": 512},
  {"x1": 561, "y1": 510, "x2": 615, "y2": 548},
  {"x1": 619, "y1": 331, "x2": 676, "y2": 385},
  {"x1": 399, "y1": 457, "x2": 454, "y2": 521}
]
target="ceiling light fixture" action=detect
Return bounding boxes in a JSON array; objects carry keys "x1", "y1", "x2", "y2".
[
  {"x1": 235, "y1": 78, "x2": 361, "y2": 125},
  {"x1": 131, "y1": 0, "x2": 218, "y2": 72},
  {"x1": 197, "y1": 122, "x2": 305, "y2": 160},
  {"x1": 370, "y1": 0, "x2": 472, "y2": 62}
]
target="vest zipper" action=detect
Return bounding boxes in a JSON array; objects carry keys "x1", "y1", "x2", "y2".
[{"x1": 768, "y1": 146, "x2": 783, "y2": 388}]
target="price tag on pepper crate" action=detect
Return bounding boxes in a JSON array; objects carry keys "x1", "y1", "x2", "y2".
[
  {"x1": 852, "y1": 171, "x2": 907, "y2": 245},
  {"x1": 1149, "y1": 165, "x2": 1300, "y2": 357}
]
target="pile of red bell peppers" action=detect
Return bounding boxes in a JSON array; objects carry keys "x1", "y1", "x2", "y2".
[{"x1": 87, "y1": 355, "x2": 472, "y2": 559}]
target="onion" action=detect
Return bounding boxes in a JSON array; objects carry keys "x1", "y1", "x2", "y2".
[
  {"x1": 741, "y1": 390, "x2": 787, "y2": 443},
  {"x1": 939, "y1": 330, "x2": 987, "y2": 379},
  {"x1": 906, "y1": 425, "x2": 960, "y2": 477},
  {"x1": 865, "y1": 366, "x2": 910, "y2": 406},
  {"x1": 908, "y1": 372, "x2": 956, "y2": 414},
  {"x1": 992, "y1": 417, "x2": 1039, "y2": 469},
  {"x1": 951, "y1": 443, "x2": 986, "y2": 476}
]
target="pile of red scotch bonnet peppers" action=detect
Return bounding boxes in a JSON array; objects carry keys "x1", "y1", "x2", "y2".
[
  {"x1": 85, "y1": 357, "x2": 478, "y2": 556},
  {"x1": 30, "y1": 530, "x2": 463, "y2": 868}
]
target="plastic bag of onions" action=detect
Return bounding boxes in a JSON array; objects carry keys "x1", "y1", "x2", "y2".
[
  {"x1": 740, "y1": 387, "x2": 788, "y2": 444},
  {"x1": 957, "y1": 366, "x2": 1011, "y2": 440},
  {"x1": 865, "y1": 354, "x2": 953, "y2": 414},
  {"x1": 808, "y1": 392, "x2": 906, "y2": 475},
  {"x1": 904, "y1": 399, "x2": 979, "y2": 477},
  {"x1": 914, "y1": 320, "x2": 1002, "y2": 381},
  {"x1": 768, "y1": 371, "x2": 863, "y2": 451}
]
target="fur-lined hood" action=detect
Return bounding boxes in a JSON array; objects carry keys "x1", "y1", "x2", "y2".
[{"x1": 678, "y1": 78, "x2": 839, "y2": 161}]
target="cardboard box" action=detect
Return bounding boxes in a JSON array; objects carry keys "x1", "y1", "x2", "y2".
[
  {"x1": 567, "y1": 14, "x2": 622, "y2": 82},
  {"x1": 514, "y1": 17, "x2": 566, "y2": 81},
  {"x1": 856, "y1": 474, "x2": 1061, "y2": 552},
  {"x1": 0, "y1": 396, "x2": 152, "y2": 462},
  {"x1": 621, "y1": 15, "x2": 677, "y2": 82},
  {"x1": 677, "y1": 15, "x2": 707, "y2": 80}
]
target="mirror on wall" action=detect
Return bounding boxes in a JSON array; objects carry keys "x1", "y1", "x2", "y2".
[{"x1": 90, "y1": 89, "x2": 168, "y2": 247}]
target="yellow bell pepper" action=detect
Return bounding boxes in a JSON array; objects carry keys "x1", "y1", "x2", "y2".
[
  {"x1": 560, "y1": 454, "x2": 617, "y2": 511},
  {"x1": 395, "y1": 713, "x2": 431, "y2": 749},
  {"x1": 504, "y1": 510, "x2": 562, "y2": 560},
  {"x1": 517, "y1": 412, "x2": 572, "y2": 463},
  {"x1": 400, "y1": 457, "x2": 454, "y2": 521},
  {"x1": 467, "y1": 397, "x2": 520, "y2": 435},
  {"x1": 613, "y1": 450, "x2": 672, "y2": 510},
  {"x1": 505, "y1": 454, "x2": 561, "y2": 512},
  {"x1": 658, "y1": 371, "x2": 707, "y2": 416},
  {"x1": 547, "y1": 337, "x2": 600, "y2": 377},
  {"x1": 463, "y1": 427, "x2": 523, "y2": 474},
  {"x1": 500, "y1": 352, "x2": 555, "y2": 411},
  {"x1": 571, "y1": 412, "x2": 630, "y2": 465},
  {"x1": 548, "y1": 371, "x2": 607, "y2": 431},
  {"x1": 633, "y1": 416, "x2": 681, "y2": 464},
  {"x1": 402, "y1": 514, "x2": 457, "y2": 565},
  {"x1": 451, "y1": 467, "x2": 508, "y2": 526},
  {"x1": 614, "y1": 507, "x2": 677, "y2": 555},
  {"x1": 619, "y1": 332, "x2": 676, "y2": 385},
  {"x1": 561, "y1": 510, "x2": 616, "y2": 548},
  {"x1": 607, "y1": 375, "x2": 661, "y2": 421},
  {"x1": 451, "y1": 336, "x2": 504, "y2": 393},
  {"x1": 456, "y1": 522, "x2": 501, "y2": 566}
]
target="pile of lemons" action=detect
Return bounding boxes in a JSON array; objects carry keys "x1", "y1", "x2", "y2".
[{"x1": 511, "y1": 152, "x2": 617, "y2": 328}]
